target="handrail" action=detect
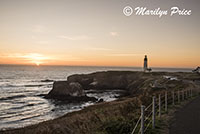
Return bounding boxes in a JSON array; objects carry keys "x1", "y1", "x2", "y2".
[
  {"x1": 144, "y1": 111, "x2": 152, "y2": 122},
  {"x1": 145, "y1": 103, "x2": 152, "y2": 111},
  {"x1": 131, "y1": 115, "x2": 142, "y2": 134},
  {"x1": 144, "y1": 119, "x2": 152, "y2": 132}
]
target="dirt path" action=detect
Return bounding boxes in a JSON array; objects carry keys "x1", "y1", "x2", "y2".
[{"x1": 169, "y1": 96, "x2": 200, "y2": 134}]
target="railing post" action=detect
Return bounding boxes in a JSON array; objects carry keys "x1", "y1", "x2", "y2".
[
  {"x1": 141, "y1": 105, "x2": 145, "y2": 134},
  {"x1": 152, "y1": 96, "x2": 155, "y2": 129},
  {"x1": 158, "y1": 94, "x2": 161, "y2": 118},
  {"x1": 182, "y1": 91, "x2": 184, "y2": 101},
  {"x1": 165, "y1": 92, "x2": 167, "y2": 112},
  {"x1": 172, "y1": 91, "x2": 175, "y2": 105},
  {"x1": 178, "y1": 90, "x2": 180, "y2": 103}
]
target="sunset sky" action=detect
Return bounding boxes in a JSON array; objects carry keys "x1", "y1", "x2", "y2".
[{"x1": 0, "y1": 0, "x2": 199, "y2": 68}]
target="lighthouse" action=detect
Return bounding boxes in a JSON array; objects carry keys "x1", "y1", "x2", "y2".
[{"x1": 144, "y1": 55, "x2": 148, "y2": 72}]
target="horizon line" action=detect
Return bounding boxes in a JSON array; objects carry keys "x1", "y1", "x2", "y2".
[{"x1": 0, "y1": 63, "x2": 194, "y2": 69}]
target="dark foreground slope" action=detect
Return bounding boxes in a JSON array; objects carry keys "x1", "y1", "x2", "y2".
[{"x1": 1, "y1": 71, "x2": 200, "y2": 134}]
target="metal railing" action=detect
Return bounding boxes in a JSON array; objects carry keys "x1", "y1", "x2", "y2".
[{"x1": 131, "y1": 89, "x2": 195, "y2": 134}]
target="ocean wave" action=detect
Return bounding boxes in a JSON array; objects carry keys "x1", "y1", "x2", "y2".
[
  {"x1": 0, "y1": 84, "x2": 17, "y2": 87},
  {"x1": 24, "y1": 84, "x2": 52, "y2": 88},
  {"x1": 18, "y1": 114, "x2": 42, "y2": 121},
  {"x1": 0, "y1": 94, "x2": 26, "y2": 101},
  {"x1": 0, "y1": 103, "x2": 50, "y2": 118},
  {"x1": 24, "y1": 84, "x2": 44, "y2": 87},
  {"x1": 0, "y1": 83, "x2": 52, "y2": 88},
  {"x1": 41, "y1": 79, "x2": 54, "y2": 82},
  {"x1": 30, "y1": 79, "x2": 54, "y2": 83}
]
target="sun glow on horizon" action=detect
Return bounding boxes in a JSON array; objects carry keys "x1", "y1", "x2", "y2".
[
  {"x1": 34, "y1": 61, "x2": 42, "y2": 66},
  {"x1": 22, "y1": 53, "x2": 47, "y2": 66},
  {"x1": 0, "y1": 52, "x2": 199, "y2": 68},
  {"x1": 0, "y1": 53, "x2": 52, "y2": 66}
]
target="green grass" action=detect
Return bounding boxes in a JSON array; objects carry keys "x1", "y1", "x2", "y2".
[
  {"x1": 145, "y1": 119, "x2": 165, "y2": 134},
  {"x1": 97, "y1": 118, "x2": 136, "y2": 134}
]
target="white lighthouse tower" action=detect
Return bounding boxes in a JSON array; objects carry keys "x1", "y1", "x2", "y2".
[{"x1": 144, "y1": 55, "x2": 148, "y2": 72}]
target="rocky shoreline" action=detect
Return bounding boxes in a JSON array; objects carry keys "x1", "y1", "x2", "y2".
[{"x1": 1, "y1": 71, "x2": 200, "y2": 134}]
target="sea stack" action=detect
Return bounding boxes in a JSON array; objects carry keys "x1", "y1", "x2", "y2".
[{"x1": 45, "y1": 81, "x2": 97, "y2": 102}]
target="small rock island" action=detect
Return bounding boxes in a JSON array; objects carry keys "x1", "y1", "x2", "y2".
[{"x1": 45, "y1": 81, "x2": 97, "y2": 102}]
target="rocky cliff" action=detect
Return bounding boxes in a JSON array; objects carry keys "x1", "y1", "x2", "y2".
[
  {"x1": 67, "y1": 71, "x2": 197, "y2": 96},
  {"x1": 46, "y1": 71, "x2": 198, "y2": 101}
]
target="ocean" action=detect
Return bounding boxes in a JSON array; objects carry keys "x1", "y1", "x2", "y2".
[{"x1": 0, "y1": 65, "x2": 192, "y2": 130}]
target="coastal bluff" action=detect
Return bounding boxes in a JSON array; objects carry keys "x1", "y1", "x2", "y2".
[
  {"x1": 45, "y1": 71, "x2": 200, "y2": 101},
  {"x1": 1, "y1": 71, "x2": 200, "y2": 134},
  {"x1": 49, "y1": 71, "x2": 199, "y2": 99}
]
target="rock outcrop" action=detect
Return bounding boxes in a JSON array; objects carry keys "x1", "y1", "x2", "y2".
[
  {"x1": 45, "y1": 81, "x2": 97, "y2": 102},
  {"x1": 67, "y1": 71, "x2": 133, "y2": 90}
]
